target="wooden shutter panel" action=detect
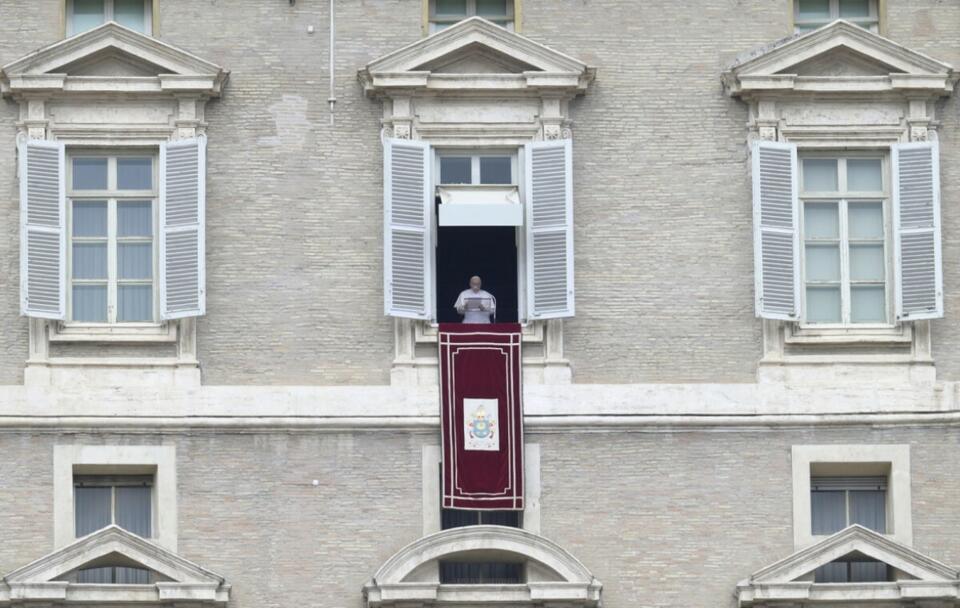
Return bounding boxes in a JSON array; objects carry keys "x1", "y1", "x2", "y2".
[
  {"x1": 384, "y1": 138, "x2": 433, "y2": 319},
  {"x1": 159, "y1": 135, "x2": 206, "y2": 320},
  {"x1": 19, "y1": 139, "x2": 66, "y2": 319},
  {"x1": 524, "y1": 139, "x2": 574, "y2": 320},
  {"x1": 752, "y1": 140, "x2": 800, "y2": 320},
  {"x1": 893, "y1": 141, "x2": 943, "y2": 320}
]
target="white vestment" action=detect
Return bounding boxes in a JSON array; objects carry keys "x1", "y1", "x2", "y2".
[{"x1": 455, "y1": 289, "x2": 496, "y2": 323}]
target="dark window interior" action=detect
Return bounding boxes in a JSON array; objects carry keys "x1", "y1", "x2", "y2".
[
  {"x1": 442, "y1": 508, "x2": 521, "y2": 529},
  {"x1": 440, "y1": 561, "x2": 524, "y2": 584},
  {"x1": 435, "y1": 220, "x2": 518, "y2": 324},
  {"x1": 814, "y1": 556, "x2": 890, "y2": 583}
]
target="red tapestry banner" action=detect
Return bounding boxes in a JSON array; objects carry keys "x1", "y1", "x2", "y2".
[{"x1": 440, "y1": 323, "x2": 524, "y2": 511}]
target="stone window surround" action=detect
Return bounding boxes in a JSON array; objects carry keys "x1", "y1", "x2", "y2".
[
  {"x1": 421, "y1": 443, "x2": 540, "y2": 536},
  {"x1": 53, "y1": 444, "x2": 178, "y2": 551},
  {"x1": 791, "y1": 0, "x2": 883, "y2": 34},
  {"x1": 63, "y1": 0, "x2": 160, "y2": 37},
  {"x1": 791, "y1": 444, "x2": 911, "y2": 549}
]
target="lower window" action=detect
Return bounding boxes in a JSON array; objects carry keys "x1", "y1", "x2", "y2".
[
  {"x1": 815, "y1": 557, "x2": 890, "y2": 583},
  {"x1": 439, "y1": 561, "x2": 524, "y2": 584}
]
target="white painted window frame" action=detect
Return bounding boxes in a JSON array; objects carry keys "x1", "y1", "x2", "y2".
[
  {"x1": 428, "y1": 0, "x2": 515, "y2": 33},
  {"x1": 66, "y1": 0, "x2": 154, "y2": 36},
  {"x1": 53, "y1": 444, "x2": 178, "y2": 551},
  {"x1": 66, "y1": 150, "x2": 159, "y2": 326},
  {"x1": 792, "y1": 444, "x2": 911, "y2": 549},
  {"x1": 421, "y1": 444, "x2": 540, "y2": 536},
  {"x1": 794, "y1": 0, "x2": 879, "y2": 33},
  {"x1": 798, "y1": 152, "x2": 893, "y2": 328}
]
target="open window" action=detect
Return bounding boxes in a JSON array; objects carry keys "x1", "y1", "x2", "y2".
[{"x1": 384, "y1": 138, "x2": 574, "y2": 324}]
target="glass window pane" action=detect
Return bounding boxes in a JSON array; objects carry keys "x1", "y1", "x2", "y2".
[
  {"x1": 118, "y1": 285, "x2": 153, "y2": 322},
  {"x1": 814, "y1": 562, "x2": 849, "y2": 583},
  {"x1": 476, "y1": 0, "x2": 508, "y2": 16},
  {"x1": 805, "y1": 244, "x2": 840, "y2": 281},
  {"x1": 847, "y1": 159, "x2": 882, "y2": 191},
  {"x1": 73, "y1": 243, "x2": 107, "y2": 279},
  {"x1": 78, "y1": 567, "x2": 114, "y2": 583},
  {"x1": 850, "y1": 561, "x2": 888, "y2": 582},
  {"x1": 118, "y1": 201, "x2": 153, "y2": 237},
  {"x1": 839, "y1": 0, "x2": 871, "y2": 18},
  {"x1": 115, "y1": 567, "x2": 150, "y2": 584},
  {"x1": 802, "y1": 159, "x2": 838, "y2": 191},
  {"x1": 75, "y1": 486, "x2": 112, "y2": 536},
  {"x1": 114, "y1": 0, "x2": 146, "y2": 32},
  {"x1": 798, "y1": 0, "x2": 831, "y2": 20},
  {"x1": 806, "y1": 287, "x2": 842, "y2": 323},
  {"x1": 72, "y1": 285, "x2": 108, "y2": 322},
  {"x1": 441, "y1": 508, "x2": 480, "y2": 529},
  {"x1": 804, "y1": 203, "x2": 839, "y2": 239},
  {"x1": 811, "y1": 490, "x2": 847, "y2": 535},
  {"x1": 435, "y1": 0, "x2": 467, "y2": 15},
  {"x1": 117, "y1": 157, "x2": 152, "y2": 190},
  {"x1": 479, "y1": 156, "x2": 512, "y2": 184},
  {"x1": 72, "y1": 201, "x2": 107, "y2": 237},
  {"x1": 72, "y1": 158, "x2": 108, "y2": 190},
  {"x1": 116, "y1": 486, "x2": 152, "y2": 537},
  {"x1": 479, "y1": 510, "x2": 521, "y2": 527},
  {"x1": 849, "y1": 244, "x2": 884, "y2": 281},
  {"x1": 118, "y1": 243, "x2": 152, "y2": 280},
  {"x1": 849, "y1": 490, "x2": 886, "y2": 532},
  {"x1": 71, "y1": 0, "x2": 106, "y2": 34},
  {"x1": 440, "y1": 157, "x2": 472, "y2": 184},
  {"x1": 848, "y1": 202, "x2": 883, "y2": 239},
  {"x1": 851, "y1": 286, "x2": 886, "y2": 323}
]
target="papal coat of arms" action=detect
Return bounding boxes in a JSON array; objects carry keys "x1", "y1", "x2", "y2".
[{"x1": 463, "y1": 398, "x2": 500, "y2": 451}]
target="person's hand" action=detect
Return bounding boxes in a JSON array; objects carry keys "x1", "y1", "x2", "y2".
[
  {"x1": 456, "y1": 305, "x2": 465, "y2": 314},
  {"x1": 480, "y1": 302, "x2": 489, "y2": 311}
]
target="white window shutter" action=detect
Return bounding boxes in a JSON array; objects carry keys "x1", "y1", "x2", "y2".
[
  {"x1": 159, "y1": 135, "x2": 206, "y2": 320},
  {"x1": 752, "y1": 140, "x2": 800, "y2": 320},
  {"x1": 524, "y1": 139, "x2": 574, "y2": 320},
  {"x1": 384, "y1": 138, "x2": 433, "y2": 319},
  {"x1": 19, "y1": 139, "x2": 66, "y2": 320},
  {"x1": 892, "y1": 141, "x2": 943, "y2": 320}
]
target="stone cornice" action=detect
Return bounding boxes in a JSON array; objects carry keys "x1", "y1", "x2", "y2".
[
  {"x1": 1, "y1": 21, "x2": 228, "y2": 98},
  {"x1": 723, "y1": 20, "x2": 955, "y2": 98}
]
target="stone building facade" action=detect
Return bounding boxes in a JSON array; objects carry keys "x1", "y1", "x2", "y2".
[{"x1": 0, "y1": 1, "x2": 959, "y2": 607}]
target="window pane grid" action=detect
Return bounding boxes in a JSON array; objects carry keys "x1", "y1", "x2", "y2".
[
  {"x1": 795, "y1": 0, "x2": 878, "y2": 31},
  {"x1": 801, "y1": 157, "x2": 888, "y2": 326},
  {"x1": 67, "y1": 154, "x2": 156, "y2": 324},
  {"x1": 68, "y1": 0, "x2": 152, "y2": 35},
  {"x1": 429, "y1": 0, "x2": 513, "y2": 29}
]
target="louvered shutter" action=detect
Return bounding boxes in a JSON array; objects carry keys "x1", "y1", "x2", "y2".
[
  {"x1": 384, "y1": 138, "x2": 433, "y2": 319},
  {"x1": 752, "y1": 141, "x2": 800, "y2": 320},
  {"x1": 159, "y1": 135, "x2": 206, "y2": 319},
  {"x1": 892, "y1": 142, "x2": 943, "y2": 320},
  {"x1": 524, "y1": 139, "x2": 574, "y2": 319},
  {"x1": 19, "y1": 139, "x2": 66, "y2": 319}
]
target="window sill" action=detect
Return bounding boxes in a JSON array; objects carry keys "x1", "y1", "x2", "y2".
[
  {"x1": 785, "y1": 322, "x2": 912, "y2": 345},
  {"x1": 416, "y1": 320, "x2": 544, "y2": 343},
  {"x1": 49, "y1": 321, "x2": 177, "y2": 344}
]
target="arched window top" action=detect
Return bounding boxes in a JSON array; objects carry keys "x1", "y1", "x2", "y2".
[{"x1": 365, "y1": 525, "x2": 601, "y2": 607}]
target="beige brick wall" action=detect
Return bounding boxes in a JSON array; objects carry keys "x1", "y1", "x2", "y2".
[
  {"x1": 0, "y1": 0, "x2": 958, "y2": 384},
  {"x1": 1, "y1": 427, "x2": 959, "y2": 607}
]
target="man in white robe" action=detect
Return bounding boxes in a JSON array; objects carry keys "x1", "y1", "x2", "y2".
[{"x1": 454, "y1": 275, "x2": 496, "y2": 323}]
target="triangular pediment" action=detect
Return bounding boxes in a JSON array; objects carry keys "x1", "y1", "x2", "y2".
[
  {"x1": 359, "y1": 17, "x2": 594, "y2": 95},
  {"x1": 2, "y1": 526, "x2": 228, "y2": 600},
  {"x1": 723, "y1": 20, "x2": 954, "y2": 96},
  {"x1": 1, "y1": 21, "x2": 227, "y2": 95},
  {"x1": 746, "y1": 525, "x2": 957, "y2": 585}
]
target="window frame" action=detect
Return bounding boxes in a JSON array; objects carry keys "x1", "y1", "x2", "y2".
[
  {"x1": 437, "y1": 149, "x2": 519, "y2": 186},
  {"x1": 66, "y1": 150, "x2": 159, "y2": 326},
  {"x1": 73, "y1": 474, "x2": 154, "y2": 538},
  {"x1": 427, "y1": 0, "x2": 516, "y2": 34},
  {"x1": 65, "y1": 0, "x2": 155, "y2": 37},
  {"x1": 810, "y1": 476, "x2": 888, "y2": 535},
  {"x1": 791, "y1": 445, "x2": 911, "y2": 549},
  {"x1": 793, "y1": 0, "x2": 880, "y2": 33},
  {"x1": 798, "y1": 152, "x2": 894, "y2": 329}
]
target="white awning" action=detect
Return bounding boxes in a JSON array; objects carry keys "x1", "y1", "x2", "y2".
[{"x1": 437, "y1": 186, "x2": 523, "y2": 226}]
